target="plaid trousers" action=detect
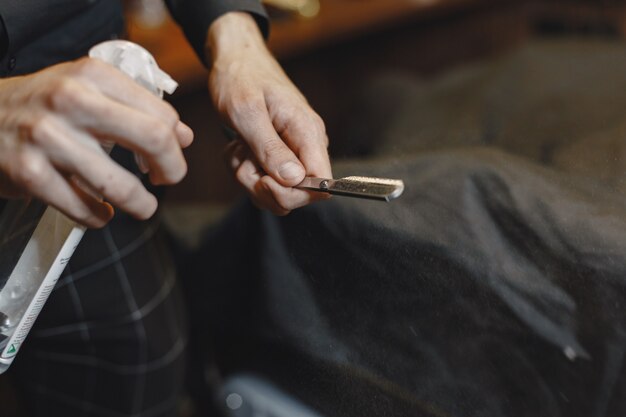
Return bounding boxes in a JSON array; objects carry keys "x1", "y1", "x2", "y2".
[{"x1": 6, "y1": 211, "x2": 188, "y2": 417}]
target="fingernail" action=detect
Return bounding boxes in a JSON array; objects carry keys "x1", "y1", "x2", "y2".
[
  {"x1": 102, "y1": 202, "x2": 115, "y2": 220},
  {"x1": 134, "y1": 153, "x2": 150, "y2": 174},
  {"x1": 279, "y1": 161, "x2": 304, "y2": 182}
]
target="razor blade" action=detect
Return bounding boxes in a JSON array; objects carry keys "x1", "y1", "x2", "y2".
[{"x1": 297, "y1": 176, "x2": 404, "y2": 201}]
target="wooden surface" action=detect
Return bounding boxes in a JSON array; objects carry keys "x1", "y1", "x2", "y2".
[{"x1": 127, "y1": 0, "x2": 496, "y2": 89}]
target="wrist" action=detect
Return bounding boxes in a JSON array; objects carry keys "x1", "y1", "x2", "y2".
[{"x1": 205, "y1": 12, "x2": 267, "y2": 66}]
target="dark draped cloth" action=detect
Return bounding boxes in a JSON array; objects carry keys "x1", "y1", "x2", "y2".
[{"x1": 185, "y1": 38, "x2": 626, "y2": 417}]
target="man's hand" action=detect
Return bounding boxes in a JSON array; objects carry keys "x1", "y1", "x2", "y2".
[
  {"x1": 207, "y1": 12, "x2": 332, "y2": 216},
  {"x1": 0, "y1": 58, "x2": 193, "y2": 227}
]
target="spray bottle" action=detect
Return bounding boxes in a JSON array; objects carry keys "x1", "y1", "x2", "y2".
[{"x1": 0, "y1": 40, "x2": 177, "y2": 372}]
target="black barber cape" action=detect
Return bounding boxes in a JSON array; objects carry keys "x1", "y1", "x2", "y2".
[{"x1": 185, "y1": 38, "x2": 626, "y2": 417}]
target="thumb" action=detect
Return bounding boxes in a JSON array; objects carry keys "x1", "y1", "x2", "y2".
[{"x1": 235, "y1": 107, "x2": 305, "y2": 187}]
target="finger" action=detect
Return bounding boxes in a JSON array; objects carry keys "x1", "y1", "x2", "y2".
[
  {"x1": 65, "y1": 181, "x2": 116, "y2": 228},
  {"x1": 254, "y1": 178, "x2": 290, "y2": 216},
  {"x1": 48, "y1": 79, "x2": 187, "y2": 185},
  {"x1": 71, "y1": 58, "x2": 193, "y2": 148},
  {"x1": 135, "y1": 153, "x2": 150, "y2": 174},
  {"x1": 235, "y1": 157, "x2": 288, "y2": 215},
  {"x1": 7, "y1": 147, "x2": 113, "y2": 228},
  {"x1": 233, "y1": 145, "x2": 324, "y2": 213},
  {"x1": 32, "y1": 117, "x2": 158, "y2": 219},
  {"x1": 297, "y1": 137, "x2": 332, "y2": 179},
  {"x1": 231, "y1": 97, "x2": 305, "y2": 187},
  {"x1": 235, "y1": 152, "x2": 316, "y2": 214},
  {"x1": 279, "y1": 109, "x2": 333, "y2": 179},
  {"x1": 259, "y1": 174, "x2": 327, "y2": 211},
  {"x1": 224, "y1": 140, "x2": 247, "y2": 172},
  {"x1": 262, "y1": 111, "x2": 332, "y2": 204},
  {"x1": 234, "y1": 157, "x2": 262, "y2": 196},
  {"x1": 176, "y1": 122, "x2": 194, "y2": 148}
]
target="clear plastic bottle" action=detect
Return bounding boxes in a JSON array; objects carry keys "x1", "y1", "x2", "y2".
[{"x1": 0, "y1": 40, "x2": 177, "y2": 372}]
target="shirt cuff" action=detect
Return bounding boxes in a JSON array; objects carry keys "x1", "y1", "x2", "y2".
[{"x1": 165, "y1": 0, "x2": 269, "y2": 67}]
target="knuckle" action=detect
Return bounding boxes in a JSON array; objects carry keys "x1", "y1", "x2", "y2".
[
  {"x1": 14, "y1": 152, "x2": 47, "y2": 189},
  {"x1": 272, "y1": 106, "x2": 294, "y2": 127},
  {"x1": 28, "y1": 115, "x2": 55, "y2": 145},
  {"x1": 161, "y1": 103, "x2": 180, "y2": 128},
  {"x1": 312, "y1": 112, "x2": 325, "y2": 130},
  {"x1": 319, "y1": 131, "x2": 330, "y2": 148},
  {"x1": 158, "y1": 159, "x2": 187, "y2": 185},
  {"x1": 147, "y1": 123, "x2": 174, "y2": 153},
  {"x1": 235, "y1": 164, "x2": 249, "y2": 185},
  {"x1": 114, "y1": 179, "x2": 141, "y2": 204},
  {"x1": 260, "y1": 139, "x2": 287, "y2": 164},
  {"x1": 47, "y1": 78, "x2": 82, "y2": 112},
  {"x1": 70, "y1": 57, "x2": 104, "y2": 77},
  {"x1": 312, "y1": 114, "x2": 328, "y2": 144},
  {"x1": 321, "y1": 135, "x2": 329, "y2": 149},
  {"x1": 298, "y1": 110, "x2": 325, "y2": 134},
  {"x1": 231, "y1": 94, "x2": 264, "y2": 119},
  {"x1": 171, "y1": 160, "x2": 187, "y2": 183}
]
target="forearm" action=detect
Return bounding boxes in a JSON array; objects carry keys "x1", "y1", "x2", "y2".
[{"x1": 206, "y1": 12, "x2": 267, "y2": 66}]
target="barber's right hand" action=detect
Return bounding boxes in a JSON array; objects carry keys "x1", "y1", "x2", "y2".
[{"x1": 0, "y1": 57, "x2": 193, "y2": 228}]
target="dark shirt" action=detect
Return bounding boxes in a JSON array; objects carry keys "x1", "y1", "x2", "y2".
[
  {"x1": 0, "y1": 1, "x2": 125, "y2": 76},
  {"x1": 166, "y1": 0, "x2": 269, "y2": 65},
  {"x1": 0, "y1": 0, "x2": 268, "y2": 76}
]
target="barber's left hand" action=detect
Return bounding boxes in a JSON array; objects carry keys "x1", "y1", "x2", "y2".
[{"x1": 207, "y1": 12, "x2": 332, "y2": 216}]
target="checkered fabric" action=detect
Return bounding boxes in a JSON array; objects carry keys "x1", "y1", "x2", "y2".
[{"x1": 7, "y1": 212, "x2": 188, "y2": 417}]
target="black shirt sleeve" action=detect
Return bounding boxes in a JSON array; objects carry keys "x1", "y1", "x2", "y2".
[{"x1": 165, "y1": 0, "x2": 269, "y2": 66}]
